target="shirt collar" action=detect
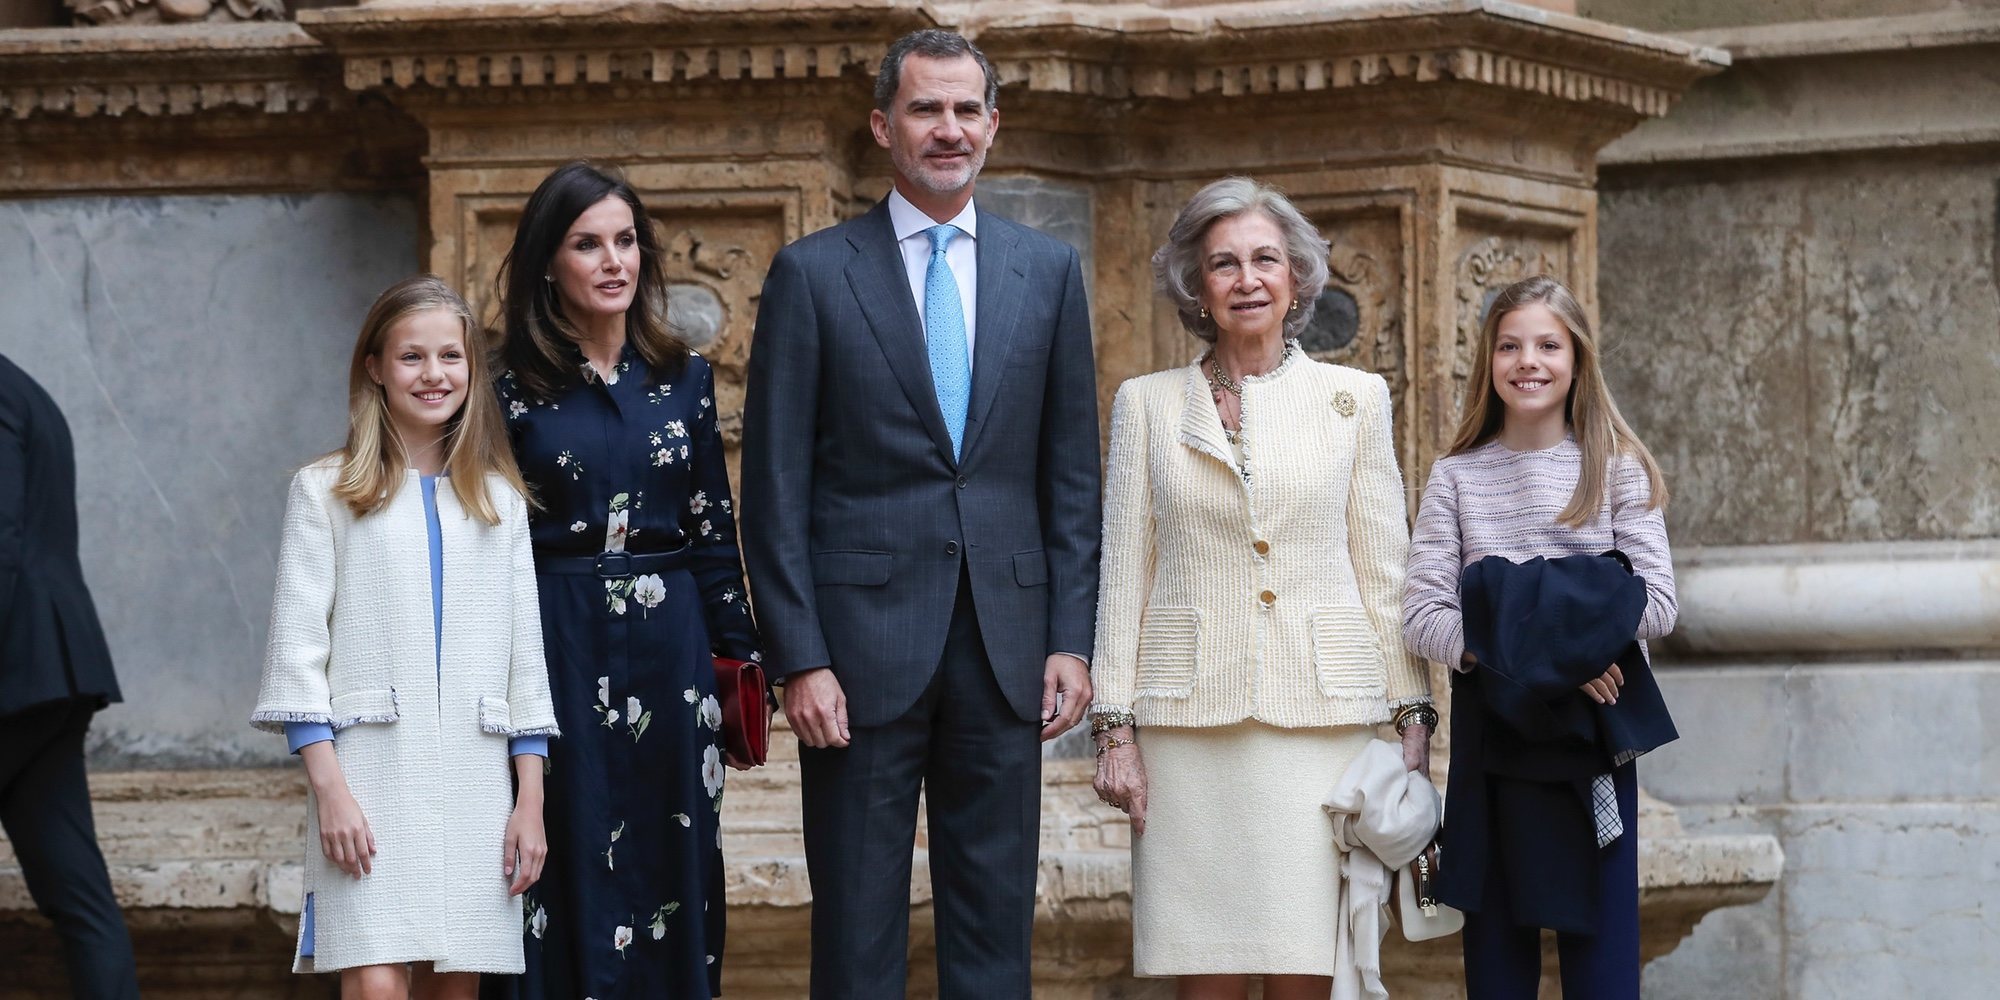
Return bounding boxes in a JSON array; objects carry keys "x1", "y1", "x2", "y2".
[{"x1": 888, "y1": 188, "x2": 978, "y2": 245}]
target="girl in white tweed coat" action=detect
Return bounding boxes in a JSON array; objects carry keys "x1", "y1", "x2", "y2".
[{"x1": 251, "y1": 276, "x2": 559, "y2": 999}]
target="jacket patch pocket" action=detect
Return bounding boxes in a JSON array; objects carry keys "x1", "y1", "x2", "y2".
[
  {"x1": 478, "y1": 696, "x2": 513, "y2": 735},
  {"x1": 811, "y1": 550, "x2": 893, "y2": 586},
  {"x1": 329, "y1": 688, "x2": 400, "y2": 731},
  {"x1": 1013, "y1": 549, "x2": 1048, "y2": 587},
  {"x1": 1135, "y1": 607, "x2": 1201, "y2": 698},
  {"x1": 1309, "y1": 606, "x2": 1387, "y2": 699}
]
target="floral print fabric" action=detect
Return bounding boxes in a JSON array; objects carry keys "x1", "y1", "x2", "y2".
[{"x1": 489, "y1": 347, "x2": 758, "y2": 1000}]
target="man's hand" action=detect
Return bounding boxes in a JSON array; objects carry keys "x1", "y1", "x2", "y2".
[
  {"x1": 782, "y1": 667, "x2": 851, "y2": 748},
  {"x1": 1040, "y1": 653, "x2": 1091, "y2": 742}
]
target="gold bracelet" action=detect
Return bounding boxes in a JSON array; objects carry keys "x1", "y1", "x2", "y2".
[
  {"x1": 1394, "y1": 703, "x2": 1439, "y2": 735},
  {"x1": 1090, "y1": 710, "x2": 1136, "y2": 734},
  {"x1": 1096, "y1": 736, "x2": 1135, "y2": 758}
]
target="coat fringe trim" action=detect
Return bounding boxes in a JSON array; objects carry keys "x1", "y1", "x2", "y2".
[
  {"x1": 249, "y1": 711, "x2": 333, "y2": 734},
  {"x1": 480, "y1": 721, "x2": 563, "y2": 739}
]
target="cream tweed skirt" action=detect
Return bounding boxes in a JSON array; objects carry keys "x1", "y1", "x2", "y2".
[{"x1": 1132, "y1": 720, "x2": 1376, "y2": 977}]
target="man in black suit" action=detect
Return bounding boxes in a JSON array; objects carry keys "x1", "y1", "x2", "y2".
[
  {"x1": 741, "y1": 28, "x2": 1101, "y2": 999},
  {"x1": 0, "y1": 353, "x2": 139, "y2": 999}
]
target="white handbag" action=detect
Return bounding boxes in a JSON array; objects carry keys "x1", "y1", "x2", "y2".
[{"x1": 1396, "y1": 844, "x2": 1465, "y2": 941}]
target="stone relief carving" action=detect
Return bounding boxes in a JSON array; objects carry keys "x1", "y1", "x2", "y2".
[
  {"x1": 1451, "y1": 233, "x2": 1565, "y2": 417},
  {"x1": 1303, "y1": 211, "x2": 1407, "y2": 403},
  {"x1": 68, "y1": 0, "x2": 285, "y2": 25},
  {"x1": 660, "y1": 222, "x2": 779, "y2": 448}
]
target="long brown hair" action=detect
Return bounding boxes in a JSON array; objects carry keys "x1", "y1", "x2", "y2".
[
  {"x1": 495, "y1": 160, "x2": 688, "y2": 401},
  {"x1": 332, "y1": 275, "x2": 528, "y2": 525},
  {"x1": 1446, "y1": 275, "x2": 1668, "y2": 527}
]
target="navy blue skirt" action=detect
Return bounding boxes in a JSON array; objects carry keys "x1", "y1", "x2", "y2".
[{"x1": 489, "y1": 564, "x2": 727, "y2": 999}]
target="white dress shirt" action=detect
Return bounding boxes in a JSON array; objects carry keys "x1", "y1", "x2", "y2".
[{"x1": 887, "y1": 188, "x2": 978, "y2": 367}]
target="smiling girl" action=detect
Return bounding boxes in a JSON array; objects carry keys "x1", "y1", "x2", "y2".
[
  {"x1": 1401, "y1": 274, "x2": 1675, "y2": 999},
  {"x1": 252, "y1": 275, "x2": 559, "y2": 999}
]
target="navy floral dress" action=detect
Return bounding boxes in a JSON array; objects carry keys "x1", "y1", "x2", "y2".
[{"x1": 489, "y1": 344, "x2": 758, "y2": 1000}]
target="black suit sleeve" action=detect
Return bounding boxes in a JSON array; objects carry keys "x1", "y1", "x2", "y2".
[
  {"x1": 1037, "y1": 246, "x2": 1102, "y2": 660},
  {"x1": 741, "y1": 246, "x2": 830, "y2": 681},
  {"x1": 0, "y1": 377, "x2": 26, "y2": 626}
]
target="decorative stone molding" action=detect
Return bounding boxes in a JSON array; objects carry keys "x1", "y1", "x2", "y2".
[
  {"x1": 0, "y1": 24, "x2": 333, "y2": 120},
  {"x1": 1666, "y1": 541, "x2": 2000, "y2": 657},
  {"x1": 68, "y1": 0, "x2": 287, "y2": 28},
  {"x1": 1603, "y1": 9, "x2": 2000, "y2": 165},
  {"x1": 0, "y1": 758, "x2": 1781, "y2": 998}
]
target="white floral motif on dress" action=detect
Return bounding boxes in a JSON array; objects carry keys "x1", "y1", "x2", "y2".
[
  {"x1": 508, "y1": 399, "x2": 528, "y2": 419},
  {"x1": 699, "y1": 694, "x2": 722, "y2": 732},
  {"x1": 595, "y1": 676, "x2": 620, "y2": 727},
  {"x1": 626, "y1": 694, "x2": 652, "y2": 741},
  {"x1": 701, "y1": 744, "x2": 725, "y2": 803},
  {"x1": 665, "y1": 420, "x2": 688, "y2": 438},
  {"x1": 570, "y1": 521, "x2": 588, "y2": 533},
  {"x1": 613, "y1": 924, "x2": 634, "y2": 956},
  {"x1": 632, "y1": 574, "x2": 666, "y2": 617},
  {"x1": 689, "y1": 491, "x2": 710, "y2": 515}
]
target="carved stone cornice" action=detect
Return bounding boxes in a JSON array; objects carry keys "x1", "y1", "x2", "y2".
[
  {"x1": 964, "y1": 1, "x2": 1727, "y2": 126},
  {"x1": 297, "y1": 1, "x2": 1724, "y2": 127},
  {"x1": 0, "y1": 23, "x2": 422, "y2": 193},
  {"x1": 0, "y1": 23, "x2": 335, "y2": 120},
  {"x1": 299, "y1": 1, "x2": 928, "y2": 99}
]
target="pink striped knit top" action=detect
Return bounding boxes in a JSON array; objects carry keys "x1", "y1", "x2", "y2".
[{"x1": 1401, "y1": 434, "x2": 1678, "y2": 670}]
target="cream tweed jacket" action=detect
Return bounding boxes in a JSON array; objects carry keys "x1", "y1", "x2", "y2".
[
  {"x1": 1093, "y1": 351, "x2": 1430, "y2": 728},
  {"x1": 251, "y1": 460, "x2": 558, "y2": 974}
]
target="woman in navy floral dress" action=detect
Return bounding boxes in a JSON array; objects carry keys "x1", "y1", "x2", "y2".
[{"x1": 484, "y1": 161, "x2": 758, "y2": 999}]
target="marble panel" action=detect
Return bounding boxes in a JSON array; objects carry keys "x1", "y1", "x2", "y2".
[
  {"x1": 0, "y1": 193, "x2": 421, "y2": 768},
  {"x1": 1647, "y1": 665, "x2": 1791, "y2": 806},
  {"x1": 977, "y1": 174, "x2": 1096, "y2": 293},
  {"x1": 1600, "y1": 153, "x2": 2000, "y2": 547},
  {"x1": 1779, "y1": 801, "x2": 2000, "y2": 998},
  {"x1": 1598, "y1": 170, "x2": 1809, "y2": 547}
]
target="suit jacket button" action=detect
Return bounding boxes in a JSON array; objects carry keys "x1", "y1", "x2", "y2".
[
  {"x1": 1259, "y1": 590, "x2": 1276, "y2": 607},
  {"x1": 945, "y1": 540, "x2": 960, "y2": 556},
  {"x1": 1253, "y1": 539, "x2": 1271, "y2": 555},
  {"x1": 956, "y1": 476, "x2": 968, "y2": 489}
]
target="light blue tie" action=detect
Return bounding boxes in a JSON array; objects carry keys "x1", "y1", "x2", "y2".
[{"x1": 924, "y1": 224, "x2": 971, "y2": 460}]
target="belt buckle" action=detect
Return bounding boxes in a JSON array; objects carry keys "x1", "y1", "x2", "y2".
[{"x1": 594, "y1": 551, "x2": 635, "y2": 580}]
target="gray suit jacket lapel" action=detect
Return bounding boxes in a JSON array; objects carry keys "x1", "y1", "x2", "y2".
[
  {"x1": 844, "y1": 201, "x2": 958, "y2": 467},
  {"x1": 961, "y1": 210, "x2": 1025, "y2": 460}
]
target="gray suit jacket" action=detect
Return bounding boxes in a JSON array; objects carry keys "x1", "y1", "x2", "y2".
[{"x1": 741, "y1": 198, "x2": 1101, "y2": 727}]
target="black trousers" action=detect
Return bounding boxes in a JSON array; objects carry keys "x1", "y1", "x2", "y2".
[
  {"x1": 0, "y1": 699, "x2": 139, "y2": 1000},
  {"x1": 798, "y1": 570, "x2": 1041, "y2": 1000},
  {"x1": 1461, "y1": 762, "x2": 1641, "y2": 1000}
]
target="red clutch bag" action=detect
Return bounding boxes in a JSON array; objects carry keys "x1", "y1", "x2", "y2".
[{"x1": 713, "y1": 657, "x2": 771, "y2": 768}]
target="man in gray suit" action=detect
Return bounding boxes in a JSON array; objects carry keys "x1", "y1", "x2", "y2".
[{"x1": 741, "y1": 28, "x2": 1100, "y2": 1000}]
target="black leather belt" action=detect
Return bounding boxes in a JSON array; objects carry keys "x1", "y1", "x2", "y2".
[{"x1": 535, "y1": 547, "x2": 690, "y2": 580}]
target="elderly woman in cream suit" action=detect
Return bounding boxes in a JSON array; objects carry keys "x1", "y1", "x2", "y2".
[{"x1": 1091, "y1": 177, "x2": 1435, "y2": 1000}]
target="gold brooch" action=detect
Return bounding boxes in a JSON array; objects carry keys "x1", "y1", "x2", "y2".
[{"x1": 1332, "y1": 390, "x2": 1357, "y2": 417}]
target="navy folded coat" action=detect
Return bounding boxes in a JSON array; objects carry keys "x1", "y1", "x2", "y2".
[{"x1": 1438, "y1": 551, "x2": 1678, "y2": 933}]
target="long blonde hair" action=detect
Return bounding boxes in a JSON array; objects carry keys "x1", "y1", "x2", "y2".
[
  {"x1": 1446, "y1": 275, "x2": 1667, "y2": 527},
  {"x1": 332, "y1": 275, "x2": 527, "y2": 525}
]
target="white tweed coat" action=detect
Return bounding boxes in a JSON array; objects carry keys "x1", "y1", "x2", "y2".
[
  {"x1": 251, "y1": 460, "x2": 558, "y2": 974},
  {"x1": 1093, "y1": 352, "x2": 1431, "y2": 729}
]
